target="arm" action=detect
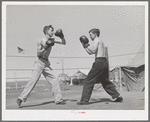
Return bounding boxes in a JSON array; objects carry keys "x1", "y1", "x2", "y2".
[
  {"x1": 84, "y1": 39, "x2": 99, "y2": 55},
  {"x1": 81, "y1": 42, "x2": 92, "y2": 55},
  {"x1": 37, "y1": 39, "x2": 47, "y2": 56},
  {"x1": 54, "y1": 29, "x2": 66, "y2": 45},
  {"x1": 85, "y1": 48, "x2": 93, "y2": 55},
  {"x1": 54, "y1": 37, "x2": 66, "y2": 45}
]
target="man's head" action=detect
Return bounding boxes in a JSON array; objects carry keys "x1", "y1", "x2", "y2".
[
  {"x1": 43, "y1": 25, "x2": 54, "y2": 37},
  {"x1": 89, "y1": 28, "x2": 100, "y2": 40}
]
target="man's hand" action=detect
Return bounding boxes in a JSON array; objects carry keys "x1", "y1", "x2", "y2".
[
  {"x1": 44, "y1": 38, "x2": 55, "y2": 49},
  {"x1": 82, "y1": 42, "x2": 90, "y2": 48},
  {"x1": 80, "y1": 35, "x2": 90, "y2": 48},
  {"x1": 55, "y1": 29, "x2": 64, "y2": 39}
]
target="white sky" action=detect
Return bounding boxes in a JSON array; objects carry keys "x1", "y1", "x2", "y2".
[
  {"x1": 2, "y1": 2, "x2": 148, "y2": 121},
  {"x1": 5, "y1": 2, "x2": 146, "y2": 76}
]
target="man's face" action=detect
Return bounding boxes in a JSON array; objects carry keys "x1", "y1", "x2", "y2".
[
  {"x1": 89, "y1": 32, "x2": 96, "y2": 41},
  {"x1": 47, "y1": 28, "x2": 54, "y2": 37}
]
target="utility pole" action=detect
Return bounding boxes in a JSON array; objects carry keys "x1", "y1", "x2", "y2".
[
  {"x1": 62, "y1": 58, "x2": 64, "y2": 74},
  {"x1": 60, "y1": 44, "x2": 64, "y2": 74},
  {"x1": 14, "y1": 72, "x2": 18, "y2": 90},
  {"x1": 119, "y1": 66, "x2": 122, "y2": 92},
  {"x1": 105, "y1": 47, "x2": 109, "y2": 79}
]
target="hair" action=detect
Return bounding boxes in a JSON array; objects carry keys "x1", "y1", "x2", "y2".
[
  {"x1": 43, "y1": 25, "x2": 54, "y2": 35},
  {"x1": 89, "y1": 28, "x2": 100, "y2": 37}
]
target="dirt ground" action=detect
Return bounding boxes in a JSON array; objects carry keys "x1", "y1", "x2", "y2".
[{"x1": 6, "y1": 83, "x2": 145, "y2": 110}]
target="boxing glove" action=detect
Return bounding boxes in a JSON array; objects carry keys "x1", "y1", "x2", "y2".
[
  {"x1": 44, "y1": 38, "x2": 55, "y2": 49},
  {"x1": 46, "y1": 38, "x2": 55, "y2": 46},
  {"x1": 79, "y1": 35, "x2": 89, "y2": 45},
  {"x1": 55, "y1": 29, "x2": 64, "y2": 39},
  {"x1": 83, "y1": 43, "x2": 90, "y2": 48}
]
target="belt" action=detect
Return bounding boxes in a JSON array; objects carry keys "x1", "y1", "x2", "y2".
[
  {"x1": 38, "y1": 56, "x2": 48, "y2": 61},
  {"x1": 95, "y1": 57, "x2": 107, "y2": 61},
  {"x1": 95, "y1": 57, "x2": 106, "y2": 59}
]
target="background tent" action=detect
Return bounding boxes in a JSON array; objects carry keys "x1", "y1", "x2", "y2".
[
  {"x1": 109, "y1": 65, "x2": 144, "y2": 91},
  {"x1": 128, "y1": 42, "x2": 145, "y2": 67},
  {"x1": 71, "y1": 70, "x2": 87, "y2": 85},
  {"x1": 57, "y1": 73, "x2": 70, "y2": 84},
  {"x1": 109, "y1": 41, "x2": 145, "y2": 91}
]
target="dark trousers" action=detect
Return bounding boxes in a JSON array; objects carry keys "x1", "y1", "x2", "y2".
[{"x1": 81, "y1": 57, "x2": 120, "y2": 102}]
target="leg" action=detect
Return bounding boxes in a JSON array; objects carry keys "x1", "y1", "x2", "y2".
[
  {"x1": 80, "y1": 61, "x2": 105, "y2": 102},
  {"x1": 43, "y1": 66, "x2": 62, "y2": 104},
  {"x1": 100, "y1": 62, "x2": 120, "y2": 99},
  {"x1": 18, "y1": 59, "x2": 43, "y2": 102},
  {"x1": 80, "y1": 70, "x2": 97, "y2": 102}
]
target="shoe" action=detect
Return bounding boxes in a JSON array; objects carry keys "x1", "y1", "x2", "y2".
[
  {"x1": 114, "y1": 96, "x2": 123, "y2": 102},
  {"x1": 77, "y1": 101, "x2": 89, "y2": 105},
  {"x1": 55, "y1": 99, "x2": 65, "y2": 105},
  {"x1": 16, "y1": 98, "x2": 22, "y2": 107}
]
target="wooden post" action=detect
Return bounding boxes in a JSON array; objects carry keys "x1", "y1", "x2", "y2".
[
  {"x1": 16, "y1": 80, "x2": 18, "y2": 90},
  {"x1": 14, "y1": 73, "x2": 18, "y2": 90},
  {"x1": 70, "y1": 77, "x2": 73, "y2": 85},
  {"x1": 119, "y1": 66, "x2": 122, "y2": 92},
  {"x1": 61, "y1": 58, "x2": 64, "y2": 74},
  {"x1": 105, "y1": 47, "x2": 109, "y2": 79}
]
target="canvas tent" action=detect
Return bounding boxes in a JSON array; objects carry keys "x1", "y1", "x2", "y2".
[
  {"x1": 57, "y1": 73, "x2": 70, "y2": 84},
  {"x1": 109, "y1": 65, "x2": 144, "y2": 91},
  {"x1": 109, "y1": 42, "x2": 145, "y2": 91},
  {"x1": 128, "y1": 43, "x2": 145, "y2": 67},
  {"x1": 70, "y1": 70, "x2": 88, "y2": 85}
]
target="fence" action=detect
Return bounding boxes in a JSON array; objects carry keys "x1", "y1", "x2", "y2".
[{"x1": 6, "y1": 51, "x2": 144, "y2": 90}]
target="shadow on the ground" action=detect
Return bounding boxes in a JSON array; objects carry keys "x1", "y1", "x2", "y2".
[
  {"x1": 19, "y1": 99, "x2": 77, "y2": 108},
  {"x1": 19, "y1": 101, "x2": 55, "y2": 108},
  {"x1": 85, "y1": 98, "x2": 113, "y2": 105},
  {"x1": 19, "y1": 98, "x2": 113, "y2": 108}
]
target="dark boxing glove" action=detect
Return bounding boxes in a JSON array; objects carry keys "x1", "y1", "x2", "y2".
[
  {"x1": 55, "y1": 29, "x2": 64, "y2": 39},
  {"x1": 80, "y1": 35, "x2": 89, "y2": 44},
  {"x1": 44, "y1": 38, "x2": 55, "y2": 49},
  {"x1": 79, "y1": 35, "x2": 90, "y2": 48}
]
